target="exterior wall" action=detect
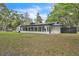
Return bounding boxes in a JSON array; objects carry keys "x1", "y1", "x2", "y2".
[{"x1": 51, "y1": 26, "x2": 61, "y2": 34}]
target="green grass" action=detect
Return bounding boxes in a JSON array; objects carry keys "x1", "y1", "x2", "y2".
[{"x1": 0, "y1": 32, "x2": 79, "y2": 56}]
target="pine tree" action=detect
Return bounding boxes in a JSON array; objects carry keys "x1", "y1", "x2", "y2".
[{"x1": 35, "y1": 12, "x2": 42, "y2": 24}]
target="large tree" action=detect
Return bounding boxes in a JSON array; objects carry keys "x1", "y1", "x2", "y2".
[
  {"x1": 0, "y1": 3, "x2": 10, "y2": 31},
  {"x1": 0, "y1": 3, "x2": 32, "y2": 31},
  {"x1": 0, "y1": 4, "x2": 23, "y2": 31},
  {"x1": 8, "y1": 10, "x2": 23, "y2": 30},
  {"x1": 46, "y1": 3, "x2": 79, "y2": 27}
]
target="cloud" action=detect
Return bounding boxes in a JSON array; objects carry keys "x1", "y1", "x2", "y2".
[
  {"x1": 13, "y1": 8, "x2": 27, "y2": 14},
  {"x1": 13, "y1": 6, "x2": 41, "y2": 20},
  {"x1": 13, "y1": 5, "x2": 52, "y2": 22},
  {"x1": 44, "y1": 6, "x2": 51, "y2": 10},
  {"x1": 26, "y1": 7, "x2": 40, "y2": 20},
  {"x1": 40, "y1": 14, "x2": 47, "y2": 23},
  {"x1": 32, "y1": 5, "x2": 41, "y2": 11}
]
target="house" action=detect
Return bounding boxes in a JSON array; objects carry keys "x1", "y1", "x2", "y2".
[{"x1": 16, "y1": 22, "x2": 62, "y2": 34}]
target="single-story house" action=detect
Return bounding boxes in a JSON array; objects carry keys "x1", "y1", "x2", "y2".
[{"x1": 16, "y1": 22, "x2": 62, "y2": 34}]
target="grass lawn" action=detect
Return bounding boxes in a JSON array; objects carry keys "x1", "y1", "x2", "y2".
[{"x1": 0, "y1": 32, "x2": 79, "y2": 56}]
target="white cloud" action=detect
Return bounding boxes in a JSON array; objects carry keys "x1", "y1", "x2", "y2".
[
  {"x1": 32, "y1": 5, "x2": 41, "y2": 11},
  {"x1": 13, "y1": 6, "x2": 41, "y2": 20},
  {"x1": 13, "y1": 5, "x2": 52, "y2": 22},
  {"x1": 40, "y1": 14, "x2": 47, "y2": 23},
  {"x1": 13, "y1": 8, "x2": 27, "y2": 14},
  {"x1": 26, "y1": 7, "x2": 40, "y2": 20},
  {"x1": 44, "y1": 6, "x2": 51, "y2": 9}
]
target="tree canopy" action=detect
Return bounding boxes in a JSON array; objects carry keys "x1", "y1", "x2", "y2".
[
  {"x1": 0, "y1": 3, "x2": 32, "y2": 31},
  {"x1": 46, "y1": 3, "x2": 79, "y2": 27}
]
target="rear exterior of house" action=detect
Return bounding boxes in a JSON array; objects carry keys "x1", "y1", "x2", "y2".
[{"x1": 16, "y1": 22, "x2": 62, "y2": 34}]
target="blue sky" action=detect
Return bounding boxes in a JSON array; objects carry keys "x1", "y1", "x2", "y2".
[{"x1": 5, "y1": 3, "x2": 54, "y2": 22}]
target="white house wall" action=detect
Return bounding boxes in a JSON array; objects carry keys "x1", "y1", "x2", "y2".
[{"x1": 51, "y1": 26, "x2": 61, "y2": 34}]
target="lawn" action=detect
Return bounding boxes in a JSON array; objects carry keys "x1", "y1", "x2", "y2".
[{"x1": 0, "y1": 32, "x2": 79, "y2": 56}]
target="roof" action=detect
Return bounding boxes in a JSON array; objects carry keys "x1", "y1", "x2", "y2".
[{"x1": 20, "y1": 22, "x2": 62, "y2": 27}]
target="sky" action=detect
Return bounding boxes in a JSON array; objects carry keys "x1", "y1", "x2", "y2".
[{"x1": 5, "y1": 3, "x2": 54, "y2": 22}]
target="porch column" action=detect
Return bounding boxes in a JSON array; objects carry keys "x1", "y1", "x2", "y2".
[
  {"x1": 45, "y1": 26, "x2": 48, "y2": 32},
  {"x1": 49, "y1": 26, "x2": 51, "y2": 33},
  {"x1": 20, "y1": 27, "x2": 23, "y2": 31}
]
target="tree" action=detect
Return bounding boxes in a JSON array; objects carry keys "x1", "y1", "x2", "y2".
[
  {"x1": 8, "y1": 10, "x2": 23, "y2": 30},
  {"x1": 35, "y1": 12, "x2": 42, "y2": 24},
  {"x1": 0, "y1": 3, "x2": 31, "y2": 31},
  {"x1": 0, "y1": 3, "x2": 10, "y2": 31},
  {"x1": 46, "y1": 3, "x2": 79, "y2": 27}
]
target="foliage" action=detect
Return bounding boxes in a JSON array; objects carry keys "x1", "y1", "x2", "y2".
[
  {"x1": 0, "y1": 3, "x2": 10, "y2": 31},
  {"x1": 46, "y1": 3, "x2": 79, "y2": 27},
  {"x1": 0, "y1": 3, "x2": 32, "y2": 31}
]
